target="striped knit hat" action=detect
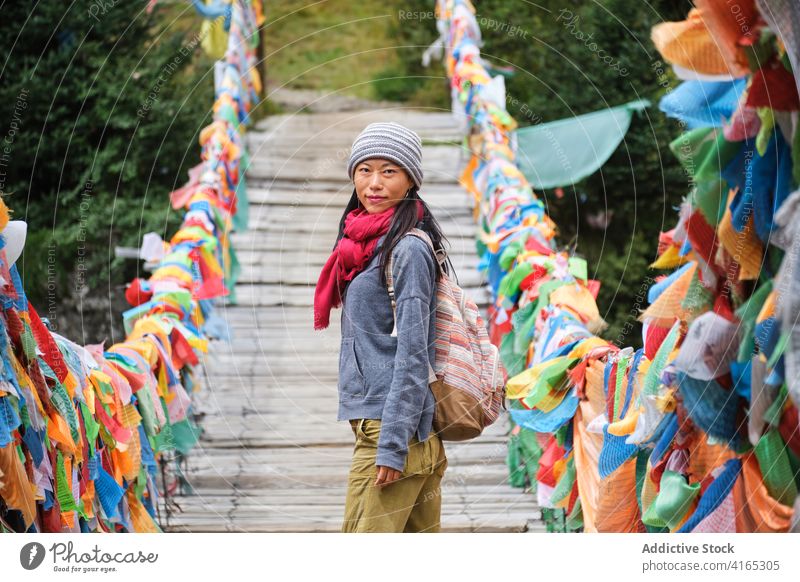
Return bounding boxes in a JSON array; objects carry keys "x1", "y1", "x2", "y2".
[{"x1": 347, "y1": 122, "x2": 423, "y2": 188}]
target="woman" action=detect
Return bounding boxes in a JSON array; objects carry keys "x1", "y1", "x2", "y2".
[{"x1": 313, "y1": 122, "x2": 454, "y2": 532}]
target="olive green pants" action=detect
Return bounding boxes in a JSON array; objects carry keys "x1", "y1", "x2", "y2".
[{"x1": 342, "y1": 418, "x2": 448, "y2": 533}]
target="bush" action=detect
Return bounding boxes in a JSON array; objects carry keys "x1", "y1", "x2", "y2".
[{"x1": 376, "y1": 1, "x2": 451, "y2": 109}]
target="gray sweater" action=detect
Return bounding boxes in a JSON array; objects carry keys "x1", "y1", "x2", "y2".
[{"x1": 337, "y1": 227, "x2": 437, "y2": 472}]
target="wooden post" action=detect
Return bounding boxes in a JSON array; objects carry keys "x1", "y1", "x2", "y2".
[{"x1": 255, "y1": 6, "x2": 267, "y2": 97}]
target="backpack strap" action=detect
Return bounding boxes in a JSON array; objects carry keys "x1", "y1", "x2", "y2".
[
  {"x1": 385, "y1": 228, "x2": 443, "y2": 383},
  {"x1": 386, "y1": 228, "x2": 444, "y2": 332}
]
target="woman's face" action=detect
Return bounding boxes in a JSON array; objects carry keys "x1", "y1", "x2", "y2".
[{"x1": 353, "y1": 158, "x2": 414, "y2": 214}]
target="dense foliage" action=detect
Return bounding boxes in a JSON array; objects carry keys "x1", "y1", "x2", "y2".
[{"x1": 0, "y1": 1, "x2": 214, "y2": 341}]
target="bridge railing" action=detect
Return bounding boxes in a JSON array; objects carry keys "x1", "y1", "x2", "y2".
[
  {"x1": 0, "y1": 0, "x2": 263, "y2": 533},
  {"x1": 427, "y1": 0, "x2": 799, "y2": 532}
]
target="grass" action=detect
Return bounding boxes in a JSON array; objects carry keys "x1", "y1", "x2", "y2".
[
  {"x1": 422, "y1": 138, "x2": 462, "y2": 146},
  {"x1": 262, "y1": 1, "x2": 410, "y2": 100},
  {"x1": 153, "y1": 4, "x2": 445, "y2": 123}
]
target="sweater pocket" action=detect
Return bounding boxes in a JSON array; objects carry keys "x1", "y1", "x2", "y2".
[
  {"x1": 360, "y1": 333, "x2": 397, "y2": 400},
  {"x1": 338, "y1": 337, "x2": 365, "y2": 399}
]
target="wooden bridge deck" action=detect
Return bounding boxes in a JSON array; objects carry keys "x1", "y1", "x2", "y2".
[{"x1": 161, "y1": 106, "x2": 543, "y2": 532}]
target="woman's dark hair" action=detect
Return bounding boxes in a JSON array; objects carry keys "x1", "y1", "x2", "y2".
[{"x1": 334, "y1": 185, "x2": 459, "y2": 287}]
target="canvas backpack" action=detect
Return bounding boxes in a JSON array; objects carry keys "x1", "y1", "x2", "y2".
[{"x1": 385, "y1": 227, "x2": 507, "y2": 441}]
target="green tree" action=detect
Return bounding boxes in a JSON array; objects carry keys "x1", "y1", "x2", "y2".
[{"x1": 0, "y1": 1, "x2": 215, "y2": 342}]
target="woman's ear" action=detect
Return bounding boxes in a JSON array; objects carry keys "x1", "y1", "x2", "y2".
[{"x1": 404, "y1": 170, "x2": 414, "y2": 191}]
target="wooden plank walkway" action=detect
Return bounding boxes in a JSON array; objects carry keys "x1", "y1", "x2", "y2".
[{"x1": 162, "y1": 106, "x2": 543, "y2": 532}]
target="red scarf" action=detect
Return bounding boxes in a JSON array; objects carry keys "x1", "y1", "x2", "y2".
[{"x1": 314, "y1": 199, "x2": 424, "y2": 330}]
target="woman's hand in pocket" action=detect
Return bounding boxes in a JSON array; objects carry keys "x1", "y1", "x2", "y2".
[{"x1": 374, "y1": 465, "x2": 401, "y2": 488}]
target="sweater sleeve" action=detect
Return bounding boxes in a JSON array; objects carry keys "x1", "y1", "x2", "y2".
[{"x1": 376, "y1": 236, "x2": 437, "y2": 472}]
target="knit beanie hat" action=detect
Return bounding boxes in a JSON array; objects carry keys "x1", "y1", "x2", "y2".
[{"x1": 347, "y1": 122, "x2": 424, "y2": 188}]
